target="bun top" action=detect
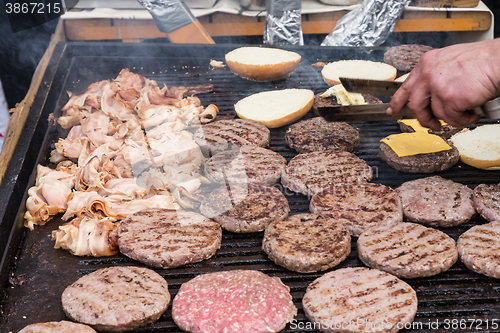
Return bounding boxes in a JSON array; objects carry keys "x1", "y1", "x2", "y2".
[
  {"x1": 225, "y1": 47, "x2": 301, "y2": 65},
  {"x1": 321, "y1": 60, "x2": 397, "y2": 86},
  {"x1": 450, "y1": 124, "x2": 500, "y2": 170}
]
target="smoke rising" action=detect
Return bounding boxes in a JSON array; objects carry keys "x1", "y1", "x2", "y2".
[{"x1": 0, "y1": 4, "x2": 58, "y2": 109}]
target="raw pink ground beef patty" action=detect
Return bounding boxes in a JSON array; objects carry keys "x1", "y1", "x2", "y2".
[{"x1": 172, "y1": 270, "x2": 297, "y2": 333}]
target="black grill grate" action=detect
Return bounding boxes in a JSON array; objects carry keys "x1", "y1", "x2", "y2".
[{"x1": 2, "y1": 43, "x2": 500, "y2": 333}]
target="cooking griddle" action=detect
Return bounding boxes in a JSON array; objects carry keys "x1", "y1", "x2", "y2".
[{"x1": 2, "y1": 42, "x2": 500, "y2": 333}]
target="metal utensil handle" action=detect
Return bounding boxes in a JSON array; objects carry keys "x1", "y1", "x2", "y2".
[{"x1": 474, "y1": 96, "x2": 500, "y2": 120}]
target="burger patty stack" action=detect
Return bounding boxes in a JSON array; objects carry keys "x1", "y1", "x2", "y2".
[{"x1": 16, "y1": 45, "x2": 500, "y2": 333}]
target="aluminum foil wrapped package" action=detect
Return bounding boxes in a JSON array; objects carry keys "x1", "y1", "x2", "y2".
[
  {"x1": 321, "y1": 0, "x2": 411, "y2": 47},
  {"x1": 138, "y1": 0, "x2": 195, "y2": 33},
  {"x1": 264, "y1": 0, "x2": 304, "y2": 46}
]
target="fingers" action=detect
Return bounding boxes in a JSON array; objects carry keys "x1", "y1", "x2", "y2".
[
  {"x1": 444, "y1": 111, "x2": 481, "y2": 128},
  {"x1": 429, "y1": 95, "x2": 481, "y2": 128},
  {"x1": 388, "y1": 70, "x2": 419, "y2": 117},
  {"x1": 414, "y1": 106, "x2": 442, "y2": 131}
]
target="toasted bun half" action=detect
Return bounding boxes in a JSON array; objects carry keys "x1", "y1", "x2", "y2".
[
  {"x1": 225, "y1": 47, "x2": 301, "y2": 82},
  {"x1": 235, "y1": 89, "x2": 314, "y2": 128},
  {"x1": 321, "y1": 60, "x2": 397, "y2": 86},
  {"x1": 450, "y1": 124, "x2": 500, "y2": 170},
  {"x1": 395, "y1": 72, "x2": 410, "y2": 82}
]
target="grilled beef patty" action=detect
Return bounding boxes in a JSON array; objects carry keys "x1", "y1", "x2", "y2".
[
  {"x1": 61, "y1": 266, "x2": 170, "y2": 332},
  {"x1": 204, "y1": 145, "x2": 286, "y2": 186},
  {"x1": 285, "y1": 117, "x2": 360, "y2": 154},
  {"x1": 379, "y1": 140, "x2": 459, "y2": 173},
  {"x1": 200, "y1": 184, "x2": 290, "y2": 233},
  {"x1": 310, "y1": 183, "x2": 402, "y2": 237},
  {"x1": 358, "y1": 222, "x2": 458, "y2": 278},
  {"x1": 458, "y1": 221, "x2": 500, "y2": 279},
  {"x1": 281, "y1": 150, "x2": 373, "y2": 196},
  {"x1": 473, "y1": 183, "x2": 500, "y2": 221},
  {"x1": 117, "y1": 209, "x2": 221, "y2": 268},
  {"x1": 18, "y1": 321, "x2": 97, "y2": 333},
  {"x1": 399, "y1": 121, "x2": 463, "y2": 139},
  {"x1": 172, "y1": 270, "x2": 297, "y2": 333},
  {"x1": 262, "y1": 213, "x2": 351, "y2": 273},
  {"x1": 193, "y1": 118, "x2": 270, "y2": 156},
  {"x1": 303, "y1": 267, "x2": 418, "y2": 333},
  {"x1": 397, "y1": 176, "x2": 475, "y2": 227},
  {"x1": 384, "y1": 44, "x2": 434, "y2": 72}
]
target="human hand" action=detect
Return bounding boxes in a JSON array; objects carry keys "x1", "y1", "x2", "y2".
[{"x1": 387, "y1": 39, "x2": 500, "y2": 130}]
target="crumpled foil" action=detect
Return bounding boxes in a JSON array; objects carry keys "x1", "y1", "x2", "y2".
[
  {"x1": 321, "y1": 0, "x2": 411, "y2": 47},
  {"x1": 264, "y1": 0, "x2": 304, "y2": 46},
  {"x1": 138, "y1": 0, "x2": 195, "y2": 33}
]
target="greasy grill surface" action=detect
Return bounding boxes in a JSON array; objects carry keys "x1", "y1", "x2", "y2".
[{"x1": 2, "y1": 43, "x2": 500, "y2": 333}]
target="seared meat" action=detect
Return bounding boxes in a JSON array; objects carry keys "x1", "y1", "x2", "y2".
[
  {"x1": 358, "y1": 222, "x2": 458, "y2": 278},
  {"x1": 200, "y1": 184, "x2": 289, "y2": 233},
  {"x1": 117, "y1": 209, "x2": 221, "y2": 268},
  {"x1": 285, "y1": 117, "x2": 360, "y2": 154},
  {"x1": 193, "y1": 119, "x2": 270, "y2": 156},
  {"x1": 473, "y1": 183, "x2": 500, "y2": 221},
  {"x1": 204, "y1": 145, "x2": 286, "y2": 186},
  {"x1": 379, "y1": 141, "x2": 459, "y2": 173},
  {"x1": 52, "y1": 216, "x2": 119, "y2": 257},
  {"x1": 61, "y1": 266, "x2": 170, "y2": 332},
  {"x1": 458, "y1": 221, "x2": 500, "y2": 279},
  {"x1": 303, "y1": 267, "x2": 418, "y2": 333},
  {"x1": 172, "y1": 270, "x2": 297, "y2": 333},
  {"x1": 310, "y1": 183, "x2": 402, "y2": 237},
  {"x1": 397, "y1": 176, "x2": 475, "y2": 227},
  {"x1": 384, "y1": 44, "x2": 434, "y2": 72},
  {"x1": 18, "y1": 321, "x2": 97, "y2": 333},
  {"x1": 281, "y1": 150, "x2": 373, "y2": 196},
  {"x1": 262, "y1": 213, "x2": 350, "y2": 273},
  {"x1": 399, "y1": 121, "x2": 463, "y2": 139}
]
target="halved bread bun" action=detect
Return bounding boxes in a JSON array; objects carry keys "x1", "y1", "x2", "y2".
[
  {"x1": 225, "y1": 47, "x2": 301, "y2": 82},
  {"x1": 234, "y1": 89, "x2": 314, "y2": 128},
  {"x1": 321, "y1": 60, "x2": 397, "y2": 86},
  {"x1": 395, "y1": 73, "x2": 410, "y2": 82},
  {"x1": 449, "y1": 124, "x2": 500, "y2": 170}
]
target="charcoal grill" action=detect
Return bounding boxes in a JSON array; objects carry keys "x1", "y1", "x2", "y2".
[{"x1": 1, "y1": 42, "x2": 500, "y2": 333}]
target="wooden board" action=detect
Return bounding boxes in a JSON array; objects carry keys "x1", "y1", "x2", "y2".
[
  {"x1": 62, "y1": 9, "x2": 492, "y2": 42},
  {"x1": 410, "y1": 0, "x2": 480, "y2": 7}
]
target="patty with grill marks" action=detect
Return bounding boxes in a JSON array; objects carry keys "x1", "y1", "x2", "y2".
[
  {"x1": 193, "y1": 118, "x2": 270, "y2": 156},
  {"x1": 204, "y1": 145, "x2": 287, "y2": 186},
  {"x1": 379, "y1": 140, "x2": 459, "y2": 173},
  {"x1": 358, "y1": 222, "x2": 458, "y2": 278},
  {"x1": 262, "y1": 213, "x2": 350, "y2": 273},
  {"x1": 399, "y1": 121, "x2": 463, "y2": 139},
  {"x1": 172, "y1": 270, "x2": 297, "y2": 333},
  {"x1": 473, "y1": 183, "x2": 500, "y2": 222},
  {"x1": 384, "y1": 44, "x2": 434, "y2": 72},
  {"x1": 18, "y1": 321, "x2": 98, "y2": 333},
  {"x1": 285, "y1": 117, "x2": 360, "y2": 154},
  {"x1": 61, "y1": 266, "x2": 170, "y2": 332},
  {"x1": 309, "y1": 183, "x2": 402, "y2": 237},
  {"x1": 458, "y1": 221, "x2": 500, "y2": 279},
  {"x1": 281, "y1": 150, "x2": 373, "y2": 196},
  {"x1": 303, "y1": 267, "x2": 418, "y2": 333},
  {"x1": 200, "y1": 184, "x2": 290, "y2": 233},
  {"x1": 397, "y1": 176, "x2": 475, "y2": 227},
  {"x1": 117, "y1": 209, "x2": 222, "y2": 268}
]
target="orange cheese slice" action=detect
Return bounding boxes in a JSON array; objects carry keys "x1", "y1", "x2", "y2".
[
  {"x1": 397, "y1": 119, "x2": 448, "y2": 132},
  {"x1": 381, "y1": 132, "x2": 452, "y2": 157}
]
